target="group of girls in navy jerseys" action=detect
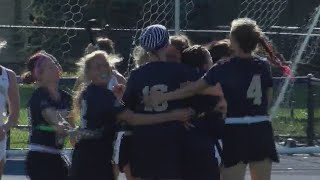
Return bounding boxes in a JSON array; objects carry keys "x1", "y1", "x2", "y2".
[
  {"x1": 144, "y1": 18, "x2": 290, "y2": 180},
  {"x1": 0, "y1": 17, "x2": 290, "y2": 180},
  {"x1": 22, "y1": 50, "x2": 192, "y2": 180}
]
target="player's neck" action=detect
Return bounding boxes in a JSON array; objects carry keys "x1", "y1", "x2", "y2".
[
  {"x1": 45, "y1": 82, "x2": 58, "y2": 91},
  {"x1": 150, "y1": 53, "x2": 166, "y2": 62},
  {"x1": 38, "y1": 82, "x2": 60, "y2": 100},
  {"x1": 236, "y1": 51, "x2": 253, "y2": 59}
]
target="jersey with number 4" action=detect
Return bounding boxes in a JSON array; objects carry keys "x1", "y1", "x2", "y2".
[{"x1": 203, "y1": 57, "x2": 273, "y2": 117}]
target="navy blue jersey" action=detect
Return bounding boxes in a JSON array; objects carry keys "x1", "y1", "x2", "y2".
[
  {"x1": 122, "y1": 61, "x2": 198, "y2": 132},
  {"x1": 71, "y1": 84, "x2": 125, "y2": 180},
  {"x1": 187, "y1": 69, "x2": 223, "y2": 137},
  {"x1": 28, "y1": 88, "x2": 72, "y2": 149},
  {"x1": 203, "y1": 57, "x2": 273, "y2": 117},
  {"x1": 122, "y1": 61, "x2": 197, "y2": 178},
  {"x1": 182, "y1": 70, "x2": 222, "y2": 179},
  {"x1": 80, "y1": 84, "x2": 125, "y2": 143},
  {"x1": 123, "y1": 61, "x2": 197, "y2": 113}
]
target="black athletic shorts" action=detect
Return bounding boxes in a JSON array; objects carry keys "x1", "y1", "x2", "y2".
[
  {"x1": 222, "y1": 121, "x2": 279, "y2": 168},
  {"x1": 182, "y1": 119, "x2": 220, "y2": 180},
  {"x1": 70, "y1": 139, "x2": 114, "y2": 180},
  {"x1": 130, "y1": 124, "x2": 184, "y2": 179},
  {"x1": 25, "y1": 151, "x2": 69, "y2": 180}
]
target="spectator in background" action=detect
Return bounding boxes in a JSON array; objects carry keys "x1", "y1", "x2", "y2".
[
  {"x1": 84, "y1": 37, "x2": 116, "y2": 55},
  {"x1": 74, "y1": 37, "x2": 126, "y2": 91}
]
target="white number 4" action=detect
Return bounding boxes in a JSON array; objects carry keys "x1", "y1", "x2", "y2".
[{"x1": 247, "y1": 75, "x2": 262, "y2": 105}]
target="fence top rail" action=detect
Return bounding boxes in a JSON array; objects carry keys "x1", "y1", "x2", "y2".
[
  {"x1": 1, "y1": 25, "x2": 319, "y2": 37},
  {"x1": 273, "y1": 75, "x2": 320, "y2": 84}
]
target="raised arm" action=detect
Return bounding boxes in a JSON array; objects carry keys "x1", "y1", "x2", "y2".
[
  {"x1": 201, "y1": 83, "x2": 227, "y2": 115},
  {"x1": 145, "y1": 64, "x2": 221, "y2": 107},
  {"x1": 267, "y1": 87, "x2": 273, "y2": 110},
  {"x1": 116, "y1": 108, "x2": 193, "y2": 126},
  {"x1": 144, "y1": 78, "x2": 209, "y2": 108},
  {"x1": 166, "y1": 79, "x2": 209, "y2": 101},
  {"x1": 42, "y1": 108, "x2": 70, "y2": 134},
  {"x1": 265, "y1": 61, "x2": 274, "y2": 112},
  {"x1": 112, "y1": 69, "x2": 127, "y2": 85}
]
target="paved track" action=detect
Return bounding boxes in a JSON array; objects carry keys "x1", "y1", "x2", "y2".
[{"x1": 3, "y1": 155, "x2": 320, "y2": 180}]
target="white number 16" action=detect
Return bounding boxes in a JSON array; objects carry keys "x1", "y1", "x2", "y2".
[{"x1": 143, "y1": 84, "x2": 168, "y2": 112}]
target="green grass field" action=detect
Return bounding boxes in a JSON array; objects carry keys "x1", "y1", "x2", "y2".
[
  {"x1": 8, "y1": 84, "x2": 320, "y2": 149},
  {"x1": 272, "y1": 108, "x2": 320, "y2": 137},
  {"x1": 9, "y1": 85, "x2": 33, "y2": 149}
]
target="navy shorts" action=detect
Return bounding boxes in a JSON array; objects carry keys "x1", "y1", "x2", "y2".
[
  {"x1": 70, "y1": 140, "x2": 114, "y2": 180},
  {"x1": 26, "y1": 151, "x2": 69, "y2": 180},
  {"x1": 182, "y1": 120, "x2": 220, "y2": 180},
  {"x1": 119, "y1": 134, "x2": 131, "y2": 172},
  {"x1": 130, "y1": 124, "x2": 184, "y2": 179},
  {"x1": 222, "y1": 121, "x2": 279, "y2": 168}
]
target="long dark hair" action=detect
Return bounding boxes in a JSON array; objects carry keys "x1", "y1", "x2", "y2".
[
  {"x1": 181, "y1": 45, "x2": 209, "y2": 69},
  {"x1": 206, "y1": 39, "x2": 232, "y2": 64},
  {"x1": 231, "y1": 18, "x2": 291, "y2": 76},
  {"x1": 258, "y1": 37, "x2": 291, "y2": 76},
  {"x1": 21, "y1": 51, "x2": 61, "y2": 84}
]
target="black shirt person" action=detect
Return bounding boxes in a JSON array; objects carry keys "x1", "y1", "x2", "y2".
[
  {"x1": 23, "y1": 52, "x2": 73, "y2": 180},
  {"x1": 122, "y1": 24, "x2": 197, "y2": 179}
]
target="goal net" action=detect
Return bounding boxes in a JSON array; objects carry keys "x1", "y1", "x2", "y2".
[
  {"x1": 238, "y1": 0, "x2": 320, "y2": 153},
  {"x1": 0, "y1": 0, "x2": 91, "y2": 67},
  {"x1": 238, "y1": 0, "x2": 289, "y2": 30},
  {"x1": 126, "y1": 0, "x2": 194, "y2": 73}
]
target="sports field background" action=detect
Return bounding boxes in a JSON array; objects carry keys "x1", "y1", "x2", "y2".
[{"x1": 8, "y1": 80, "x2": 320, "y2": 150}]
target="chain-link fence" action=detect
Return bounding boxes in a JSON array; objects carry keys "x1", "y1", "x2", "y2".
[
  {"x1": 272, "y1": 75, "x2": 320, "y2": 146},
  {"x1": 0, "y1": 0, "x2": 319, "y2": 75}
]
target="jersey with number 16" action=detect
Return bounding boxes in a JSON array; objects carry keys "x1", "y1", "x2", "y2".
[{"x1": 123, "y1": 61, "x2": 197, "y2": 114}]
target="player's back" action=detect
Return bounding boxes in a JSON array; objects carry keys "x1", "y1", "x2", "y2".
[
  {"x1": 202, "y1": 57, "x2": 279, "y2": 169},
  {"x1": 124, "y1": 61, "x2": 195, "y2": 114},
  {"x1": 123, "y1": 61, "x2": 196, "y2": 178},
  {"x1": 207, "y1": 57, "x2": 272, "y2": 117},
  {"x1": 124, "y1": 61, "x2": 195, "y2": 136}
]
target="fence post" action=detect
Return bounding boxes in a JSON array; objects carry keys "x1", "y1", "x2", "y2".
[
  {"x1": 174, "y1": 0, "x2": 181, "y2": 35},
  {"x1": 306, "y1": 74, "x2": 315, "y2": 146}
]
